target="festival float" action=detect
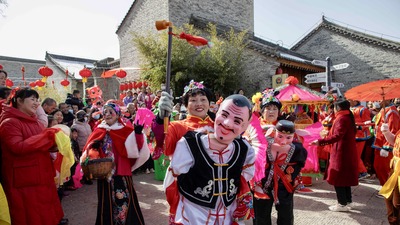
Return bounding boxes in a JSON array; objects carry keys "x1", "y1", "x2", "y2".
[{"x1": 275, "y1": 76, "x2": 328, "y2": 179}]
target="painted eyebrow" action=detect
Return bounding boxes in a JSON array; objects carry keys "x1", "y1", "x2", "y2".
[{"x1": 222, "y1": 109, "x2": 244, "y2": 123}]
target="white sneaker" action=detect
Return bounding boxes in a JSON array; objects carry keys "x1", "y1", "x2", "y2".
[
  {"x1": 329, "y1": 204, "x2": 349, "y2": 212},
  {"x1": 346, "y1": 202, "x2": 356, "y2": 210},
  {"x1": 150, "y1": 168, "x2": 155, "y2": 173},
  {"x1": 145, "y1": 169, "x2": 150, "y2": 174}
]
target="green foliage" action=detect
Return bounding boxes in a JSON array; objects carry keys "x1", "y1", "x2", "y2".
[
  {"x1": 132, "y1": 23, "x2": 247, "y2": 99},
  {"x1": 36, "y1": 84, "x2": 65, "y2": 104}
]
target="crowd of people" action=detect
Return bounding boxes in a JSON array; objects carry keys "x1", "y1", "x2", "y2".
[{"x1": 0, "y1": 66, "x2": 399, "y2": 225}]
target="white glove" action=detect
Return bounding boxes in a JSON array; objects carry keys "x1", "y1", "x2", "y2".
[
  {"x1": 380, "y1": 149, "x2": 389, "y2": 157},
  {"x1": 158, "y1": 91, "x2": 174, "y2": 118},
  {"x1": 381, "y1": 123, "x2": 389, "y2": 133}
]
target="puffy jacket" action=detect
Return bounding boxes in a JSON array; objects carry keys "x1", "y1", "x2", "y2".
[{"x1": 0, "y1": 105, "x2": 64, "y2": 225}]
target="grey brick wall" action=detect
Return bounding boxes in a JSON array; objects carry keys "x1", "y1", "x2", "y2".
[
  {"x1": 169, "y1": 0, "x2": 254, "y2": 33},
  {"x1": 118, "y1": 0, "x2": 169, "y2": 81},
  {"x1": 241, "y1": 49, "x2": 279, "y2": 96},
  {"x1": 117, "y1": 0, "x2": 255, "y2": 80},
  {"x1": 0, "y1": 58, "x2": 44, "y2": 87},
  {"x1": 293, "y1": 29, "x2": 400, "y2": 92}
]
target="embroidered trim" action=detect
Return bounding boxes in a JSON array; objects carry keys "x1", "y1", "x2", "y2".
[
  {"x1": 194, "y1": 180, "x2": 213, "y2": 198},
  {"x1": 263, "y1": 138, "x2": 295, "y2": 193},
  {"x1": 229, "y1": 179, "x2": 238, "y2": 197}
]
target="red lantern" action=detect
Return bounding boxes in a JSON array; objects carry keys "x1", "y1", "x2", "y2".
[
  {"x1": 124, "y1": 83, "x2": 129, "y2": 91},
  {"x1": 79, "y1": 67, "x2": 92, "y2": 83},
  {"x1": 143, "y1": 81, "x2": 148, "y2": 87},
  {"x1": 60, "y1": 79, "x2": 70, "y2": 88},
  {"x1": 115, "y1": 69, "x2": 127, "y2": 78},
  {"x1": 137, "y1": 81, "x2": 142, "y2": 89},
  {"x1": 132, "y1": 81, "x2": 137, "y2": 89},
  {"x1": 35, "y1": 80, "x2": 45, "y2": 87},
  {"x1": 128, "y1": 82, "x2": 133, "y2": 90},
  {"x1": 0, "y1": 64, "x2": 3, "y2": 70},
  {"x1": 38, "y1": 66, "x2": 53, "y2": 82},
  {"x1": 119, "y1": 83, "x2": 125, "y2": 91},
  {"x1": 29, "y1": 82, "x2": 36, "y2": 88},
  {"x1": 5, "y1": 79, "x2": 13, "y2": 87}
]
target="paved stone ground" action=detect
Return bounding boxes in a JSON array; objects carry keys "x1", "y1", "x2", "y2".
[{"x1": 62, "y1": 173, "x2": 387, "y2": 225}]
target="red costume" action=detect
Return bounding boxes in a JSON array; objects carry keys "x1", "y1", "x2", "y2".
[
  {"x1": 152, "y1": 115, "x2": 213, "y2": 221},
  {"x1": 351, "y1": 104, "x2": 371, "y2": 174},
  {"x1": 0, "y1": 106, "x2": 64, "y2": 225},
  {"x1": 373, "y1": 105, "x2": 400, "y2": 185},
  {"x1": 318, "y1": 110, "x2": 359, "y2": 187}
]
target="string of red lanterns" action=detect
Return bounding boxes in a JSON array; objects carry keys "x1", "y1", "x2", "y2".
[{"x1": 118, "y1": 80, "x2": 150, "y2": 91}]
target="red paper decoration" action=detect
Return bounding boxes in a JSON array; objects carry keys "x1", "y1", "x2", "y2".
[
  {"x1": 5, "y1": 79, "x2": 13, "y2": 87},
  {"x1": 29, "y1": 82, "x2": 36, "y2": 88},
  {"x1": 38, "y1": 66, "x2": 53, "y2": 82},
  {"x1": 128, "y1": 82, "x2": 133, "y2": 90},
  {"x1": 115, "y1": 69, "x2": 127, "y2": 78},
  {"x1": 0, "y1": 64, "x2": 3, "y2": 70}
]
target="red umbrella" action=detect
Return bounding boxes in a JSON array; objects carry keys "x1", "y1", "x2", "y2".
[{"x1": 345, "y1": 78, "x2": 400, "y2": 101}]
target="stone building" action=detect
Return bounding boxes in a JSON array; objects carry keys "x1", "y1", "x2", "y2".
[
  {"x1": 116, "y1": 0, "x2": 323, "y2": 96},
  {"x1": 0, "y1": 55, "x2": 45, "y2": 87},
  {"x1": 0, "y1": 53, "x2": 120, "y2": 102},
  {"x1": 291, "y1": 16, "x2": 400, "y2": 92}
]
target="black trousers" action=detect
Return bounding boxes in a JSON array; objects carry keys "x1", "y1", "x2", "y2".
[
  {"x1": 334, "y1": 186, "x2": 352, "y2": 205},
  {"x1": 253, "y1": 197, "x2": 294, "y2": 225}
]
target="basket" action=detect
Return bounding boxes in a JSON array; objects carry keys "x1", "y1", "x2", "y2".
[
  {"x1": 81, "y1": 158, "x2": 114, "y2": 180},
  {"x1": 295, "y1": 123, "x2": 312, "y2": 129}
]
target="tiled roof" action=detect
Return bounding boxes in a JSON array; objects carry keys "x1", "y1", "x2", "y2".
[
  {"x1": 0, "y1": 55, "x2": 45, "y2": 64},
  {"x1": 116, "y1": 0, "x2": 138, "y2": 34},
  {"x1": 46, "y1": 52, "x2": 97, "y2": 79},
  {"x1": 291, "y1": 16, "x2": 400, "y2": 51}
]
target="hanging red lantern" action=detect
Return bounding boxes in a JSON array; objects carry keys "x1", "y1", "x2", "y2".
[
  {"x1": 128, "y1": 82, "x2": 133, "y2": 90},
  {"x1": 143, "y1": 81, "x2": 148, "y2": 87},
  {"x1": 115, "y1": 69, "x2": 127, "y2": 78},
  {"x1": 60, "y1": 79, "x2": 70, "y2": 88},
  {"x1": 123, "y1": 83, "x2": 129, "y2": 91},
  {"x1": 137, "y1": 81, "x2": 142, "y2": 89},
  {"x1": 5, "y1": 79, "x2": 13, "y2": 87},
  {"x1": 38, "y1": 66, "x2": 53, "y2": 82},
  {"x1": 132, "y1": 81, "x2": 137, "y2": 89},
  {"x1": 0, "y1": 64, "x2": 3, "y2": 70},
  {"x1": 79, "y1": 67, "x2": 92, "y2": 83},
  {"x1": 119, "y1": 83, "x2": 125, "y2": 91},
  {"x1": 29, "y1": 81, "x2": 36, "y2": 88},
  {"x1": 35, "y1": 80, "x2": 45, "y2": 87}
]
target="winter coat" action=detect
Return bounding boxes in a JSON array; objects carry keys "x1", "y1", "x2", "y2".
[
  {"x1": 0, "y1": 106, "x2": 64, "y2": 225},
  {"x1": 318, "y1": 111, "x2": 359, "y2": 187},
  {"x1": 71, "y1": 120, "x2": 92, "y2": 152}
]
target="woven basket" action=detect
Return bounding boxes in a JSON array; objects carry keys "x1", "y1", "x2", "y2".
[
  {"x1": 295, "y1": 123, "x2": 312, "y2": 129},
  {"x1": 81, "y1": 158, "x2": 114, "y2": 180}
]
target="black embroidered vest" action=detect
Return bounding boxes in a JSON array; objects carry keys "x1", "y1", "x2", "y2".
[{"x1": 177, "y1": 131, "x2": 248, "y2": 208}]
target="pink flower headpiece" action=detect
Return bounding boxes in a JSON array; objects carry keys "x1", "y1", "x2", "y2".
[{"x1": 183, "y1": 80, "x2": 205, "y2": 96}]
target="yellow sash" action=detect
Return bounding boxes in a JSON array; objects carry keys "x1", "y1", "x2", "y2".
[{"x1": 380, "y1": 156, "x2": 400, "y2": 198}]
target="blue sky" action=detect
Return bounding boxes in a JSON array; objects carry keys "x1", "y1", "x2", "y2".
[{"x1": 0, "y1": 0, "x2": 399, "y2": 60}]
